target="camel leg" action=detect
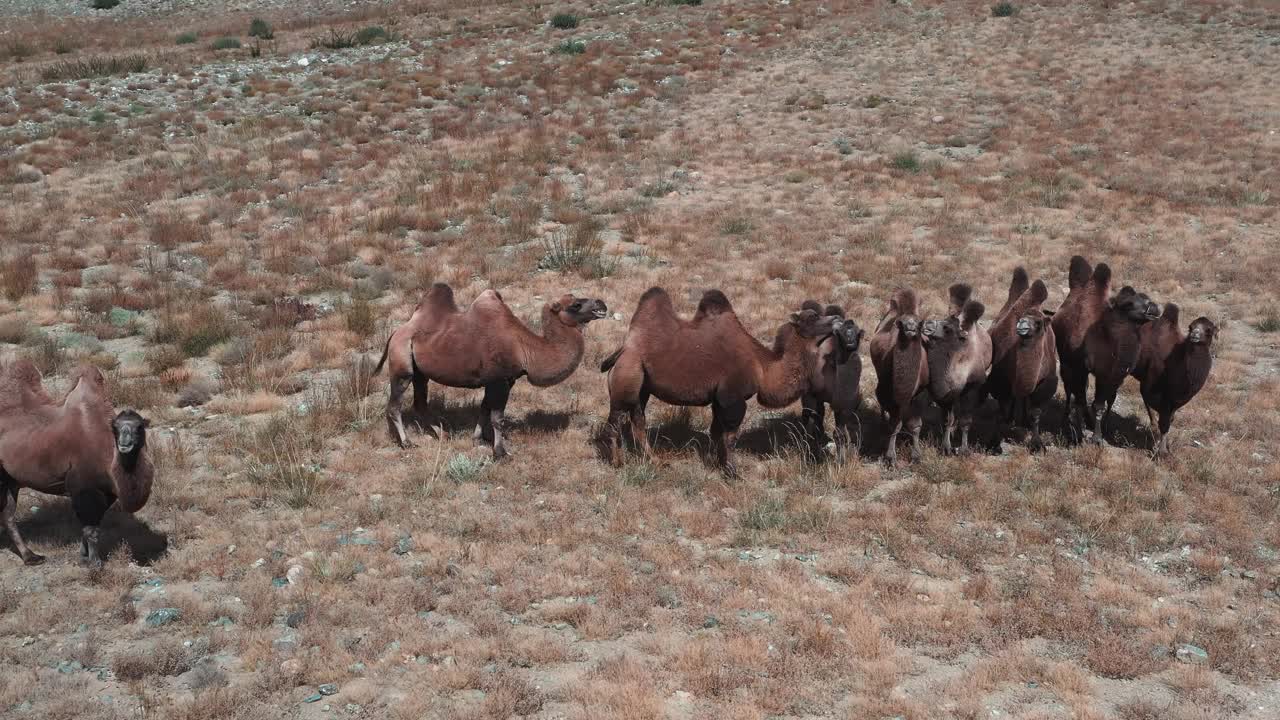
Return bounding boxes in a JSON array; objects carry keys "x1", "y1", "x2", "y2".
[
  {"x1": 941, "y1": 407, "x2": 955, "y2": 455},
  {"x1": 908, "y1": 414, "x2": 924, "y2": 463},
  {"x1": 1091, "y1": 382, "x2": 1119, "y2": 446},
  {"x1": 485, "y1": 381, "x2": 513, "y2": 461},
  {"x1": 884, "y1": 412, "x2": 902, "y2": 467},
  {"x1": 72, "y1": 489, "x2": 111, "y2": 568},
  {"x1": 474, "y1": 391, "x2": 492, "y2": 446},
  {"x1": 630, "y1": 390, "x2": 653, "y2": 463},
  {"x1": 801, "y1": 396, "x2": 825, "y2": 442},
  {"x1": 711, "y1": 400, "x2": 746, "y2": 478},
  {"x1": 0, "y1": 477, "x2": 42, "y2": 566},
  {"x1": 411, "y1": 372, "x2": 433, "y2": 436},
  {"x1": 1145, "y1": 404, "x2": 1161, "y2": 456},
  {"x1": 385, "y1": 374, "x2": 415, "y2": 449},
  {"x1": 1156, "y1": 409, "x2": 1175, "y2": 457},
  {"x1": 607, "y1": 406, "x2": 628, "y2": 467},
  {"x1": 833, "y1": 411, "x2": 854, "y2": 463},
  {"x1": 1028, "y1": 402, "x2": 1044, "y2": 452}
]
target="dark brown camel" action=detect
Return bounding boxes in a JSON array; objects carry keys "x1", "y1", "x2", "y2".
[
  {"x1": 373, "y1": 283, "x2": 608, "y2": 459},
  {"x1": 0, "y1": 361, "x2": 154, "y2": 567},
  {"x1": 799, "y1": 302, "x2": 864, "y2": 461},
  {"x1": 869, "y1": 288, "x2": 929, "y2": 465},
  {"x1": 600, "y1": 287, "x2": 836, "y2": 475},
  {"x1": 921, "y1": 284, "x2": 992, "y2": 454},
  {"x1": 1133, "y1": 305, "x2": 1215, "y2": 456},
  {"x1": 987, "y1": 272, "x2": 1059, "y2": 448},
  {"x1": 1052, "y1": 256, "x2": 1160, "y2": 443}
]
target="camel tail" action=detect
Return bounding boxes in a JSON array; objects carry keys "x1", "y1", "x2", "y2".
[
  {"x1": 372, "y1": 334, "x2": 393, "y2": 377},
  {"x1": 600, "y1": 347, "x2": 624, "y2": 373}
]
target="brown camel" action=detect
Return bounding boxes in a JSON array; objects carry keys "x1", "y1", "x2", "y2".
[
  {"x1": 869, "y1": 288, "x2": 930, "y2": 465},
  {"x1": 1052, "y1": 256, "x2": 1160, "y2": 443},
  {"x1": 600, "y1": 287, "x2": 837, "y2": 475},
  {"x1": 373, "y1": 283, "x2": 608, "y2": 459},
  {"x1": 0, "y1": 361, "x2": 154, "y2": 567},
  {"x1": 921, "y1": 284, "x2": 992, "y2": 455},
  {"x1": 1133, "y1": 305, "x2": 1216, "y2": 456},
  {"x1": 799, "y1": 301, "x2": 864, "y2": 462}
]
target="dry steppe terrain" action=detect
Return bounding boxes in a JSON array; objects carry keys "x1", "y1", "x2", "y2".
[{"x1": 1, "y1": 0, "x2": 1279, "y2": 718}]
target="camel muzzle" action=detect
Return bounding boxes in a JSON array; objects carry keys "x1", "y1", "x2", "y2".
[{"x1": 1015, "y1": 318, "x2": 1034, "y2": 337}]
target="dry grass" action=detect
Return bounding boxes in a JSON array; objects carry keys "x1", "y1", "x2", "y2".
[{"x1": 1, "y1": 0, "x2": 1278, "y2": 718}]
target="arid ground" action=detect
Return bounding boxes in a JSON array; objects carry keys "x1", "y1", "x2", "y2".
[{"x1": 1, "y1": 0, "x2": 1279, "y2": 718}]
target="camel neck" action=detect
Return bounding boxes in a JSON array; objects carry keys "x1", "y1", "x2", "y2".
[
  {"x1": 523, "y1": 308, "x2": 585, "y2": 387},
  {"x1": 117, "y1": 446, "x2": 142, "y2": 474},
  {"x1": 757, "y1": 330, "x2": 813, "y2": 408}
]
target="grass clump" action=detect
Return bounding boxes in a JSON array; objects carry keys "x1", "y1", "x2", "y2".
[
  {"x1": 992, "y1": 2, "x2": 1017, "y2": 17},
  {"x1": 311, "y1": 26, "x2": 391, "y2": 50},
  {"x1": 237, "y1": 415, "x2": 331, "y2": 508},
  {"x1": 539, "y1": 219, "x2": 616, "y2": 278},
  {"x1": 248, "y1": 18, "x2": 274, "y2": 40},
  {"x1": 554, "y1": 39, "x2": 587, "y2": 55},
  {"x1": 212, "y1": 37, "x2": 241, "y2": 50},
  {"x1": 719, "y1": 216, "x2": 754, "y2": 236},
  {"x1": 0, "y1": 255, "x2": 38, "y2": 301},
  {"x1": 176, "y1": 32, "x2": 198, "y2": 45},
  {"x1": 551, "y1": 13, "x2": 579, "y2": 29},
  {"x1": 40, "y1": 54, "x2": 147, "y2": 82},
  {"x1": 891, "y1": 151, "x2": 921, "y2": 173},
  {"x1": 445, "y1": 454, "x2": 488, "y2": 483},
  {"x1": 1256, "y1": 308, "x2": 1280, "y2": 333},
  {"x1": 179, "y1": 306, "x2": 240, "y2": 357}
]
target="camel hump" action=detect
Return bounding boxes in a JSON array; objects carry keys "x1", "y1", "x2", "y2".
[
  {"x1": 800, "y1": 300, "x2": 822, "y2": 313},
  {"x1": 961, "y1": 301, "x2": 985, "y2": 329},
  {"x1": 1160, "y1": 302, "x2": 1181, "y2": 327},
  {"x1": 1068, "y1": 256, "x2": 1092, "y2": 290},
  {"x1": 421, "y1": 283, "x2": 459, "y2": 313},
  {"x1": 1029, "y1": 279, "x2": 1049, "y2": 306},
  {"x1": 1090, "y1": 263, "x2": 1112, "y2": 293},
  {"x1": 635, "y1": 286, "x2": 672, "y2": 312},
  {"x1": 823, "y1": 304, "x2": 846, "y2": 318},
  {"x1": 890, "y1": 288, "x2": 918, "y2": 316},
  {"x1": 696, "y1": 290, "x2": 734, "y2": 317},
  {"x1": 948, "y1": 284, "x2": 973, "y2": 317}
]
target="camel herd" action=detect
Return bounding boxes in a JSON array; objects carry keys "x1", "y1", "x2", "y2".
[{"x1": 0, "y1": 255, "x2": 1216, "y2": 566}]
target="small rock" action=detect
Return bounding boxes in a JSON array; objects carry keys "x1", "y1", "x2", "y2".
[
  {"x1": 318, "y1": 683, "x2": 338, "y2": 696},
  {"x1": 931, "y1": 115, "x2": 945, "y2": 123},
  {"x1": 251, "y1": 558, "x2": 266, "y2": 568},
  {"x1": 702, "y1": 616, "x2": 720, "y2": 629},
  {"x1": 273, "y1": 634, "x2": 299, "y2": 654},
  {"x1": 441, "y1": 655, "x2": 456, "y2": 668},
  {"x1": 14, "y1": 164, "x2": 43, "y2": 183},
  {"x1": 145, "y1": 608, "x2": 182, "y2": 627},
  {"x1": 393, "y1": 536, "x2": 413, "y2": 555},
  {"x1": 286, "y1": 565, "x2": 305, "y2": 585},
  {"x1": 303, "y1": 693, "x2": 323, "y2": 703},
  {"x1": 272, "y1": 577, "x2": 289, "y2": 588},
  {"x1": 285, "y1": 610, "x2": 306, "y2": 629},
  {"x1": 1176, "y1": 644, "x2": 1209, "y2": 664},
  {"x1": 1244, "y1": 570, "x2": 1259, "y2": 579},
  {"x1": 56, "y1": 660, "x2": 84, "y2": 674}
]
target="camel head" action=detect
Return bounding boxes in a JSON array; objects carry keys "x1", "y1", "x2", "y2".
[
  {"x1": 1015, "y1": 308, "x2": 1053, "y2": 344},
  {"x1": 1110, "y1": 286, "x2": 1161, "y2": 324},
  {"x1": 788, "y1": 307, "x2": 838, "y2": 340},
  {"x1": 112, "y1": 409, "x2": 150, "y2": 456},
  {"x1": 1187, "y1": 317, "x2": 1216, "y2": 346},
  {"x1": 895, "y1": 314, "x2": 922, "y2": 342},
  {"x1": 831, "y1": 316, "x2": 864, "y2": 353},
  {"x1": 550, "y1": 295, "x2": 609, "y2": 327}
]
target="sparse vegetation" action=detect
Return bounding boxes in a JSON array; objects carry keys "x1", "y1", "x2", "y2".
[
  {"x1": 1256, "y1": 308, "x2": 1280, "y2": 333},
  {"x1": 554, "y1": 39, "x2": 587, "y2": 55},
  {"x1": 992, "y1": 2, "x2": 1018, "y2": 17},
  {"x1": 551, "y1": 13, "x2": 579, "y2": 29},
  {"x1": 212, "y1": 37, "x2": 241, "y2": 50},
  {"x1": 539, "y1": 219, "x2": 615, "y2": 278},
  {"x1": 891, "y1": 150, "x2": 921, "y2": 172},
  {"x1": 176, "y1": 31, "x2": 198, "y2": 45},
  {"x1": 248, "y1": 18, "x2": 274, "y2": 40},
  {"x1": 0, "y1": 255, "x2": 38, "y2": 301},
  {"x1": 39, "y1": 53, "x2": 148, "y2": 81},
  {"x1": 311, "y1": 25, "x2": 391, "y2": 49}
]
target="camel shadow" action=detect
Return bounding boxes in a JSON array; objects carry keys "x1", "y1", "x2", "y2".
[
  {"x1": 9, "y1": 498, "x2": 168, "y2": 565},
  {"x1": 954, "y1": 396, "x2": 1155, "y2": 455},
  {"x1": 402, "y1": 401, "x2": 572, "y2": 443}
]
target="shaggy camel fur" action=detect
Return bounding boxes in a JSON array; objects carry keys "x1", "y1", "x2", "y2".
[
  {"x1": 1052, "y1": 256, "x2": 1160, "y2": 442},
  {"x1": 986, "y1": 271, "x2": 1058, "y2": 448},
  {"x1": 799, "y1": 302, "x2": 864, "y2": 461},
  {"x1": 1134, "y1": 305, "x2": 1215, "y2": 456},
  {"x1": 374, "y1": 283, "x2": 607, "y2": 459},
  {"x1": 869, "y1": 288, "x2": 930, "y2": 465},
  {"x1": 922, "y1": 284, "x2": 992, "y2": 454},
  {"x1": 601, "y1": 287, "x2": 836, "y2": 475},
  {"x1": 0, "y1": 361, "x2": 153, "y2": 566}
]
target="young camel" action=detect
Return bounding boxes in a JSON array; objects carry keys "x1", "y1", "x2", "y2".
[
  {"x1": 373, "y1": 283, "x2": 608, "y2": 459},
  {"x1": 921, "y1": 284, "x2": 992, "y2": 454},
  {"x1": 0, "y1": 361, "x2": 154, "y2": 567},
  {"x1": 869, "y1": 288, "x2": 930, "y2": 465},
  {"x1": 798, "y1": 302, "x2": 865, "y2": 461},
  {"x1": 600, "y1": 287, "x2": 836, "y2": 476},
  {"x1": 1133, "y1": 305, "x2": 1216, "y2": 456}
]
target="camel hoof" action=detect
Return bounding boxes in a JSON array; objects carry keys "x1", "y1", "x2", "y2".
[{"x1": 23, "y1": 553, "x2": 46, "y2": 566}]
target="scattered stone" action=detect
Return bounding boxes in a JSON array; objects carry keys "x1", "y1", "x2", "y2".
[
  {"x1": 272, "y1": 577, "x2": 289, "y2": 588},
  {"x1": 286, "y1": 565, "x2": 305, "y2": 585},
  {"x1": 56, "y1": 660, "x2": 84, "y2": 674},
  {"x1": 1176, "y1": 644, "x2": 1209, "y2": 664},
  {"x1": 273, "y1": 634, "x2": 299, "y2": 654},
  {"x1": 337, "y1": 534, "x2": 378, "y2": 547},
  {"x1": 702, "y1": 616, "x2": 720, "y2": 629},
  {"x1": 285, "y1": 610, "x2": 307, "y2": 629},
  {"x1": 14, "y1": 164, "x2": 43, "y2": 184},
  {"x1": 145, "y1": 608, "x2": 182, "y2": 627},
  {"x1": 931, "y1": 115, "x2": 945, "y2": 123},
  {"x1": 303, "y1": 693, "x2": 323, "y2": 703},
  {"x1": 393, "y1": 536, "x2": 414, "y2": 555},
  {"x1": 1150, "y1": 645, "x2": 1171, "y2": 660},
  {"x1": 1243, "y1": 570, "x2": 1259, "y2": 579},
  {"x1": 318, "y1": 683, "x2": 338, "y2": 696}
]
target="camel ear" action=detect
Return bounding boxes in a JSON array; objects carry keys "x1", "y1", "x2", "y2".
[
  {"x1": 549, "y1": 301, "x2": 563, "y2": 313},
  {"x1": 961, "y1": 301, "x2": 985, "y2": 330},
  {"x1": 141, "y1": 418, "x2": 151, "y2": 429},
  {"x1": 789, "y1": 312, "x2": 802, "y2": 325}
]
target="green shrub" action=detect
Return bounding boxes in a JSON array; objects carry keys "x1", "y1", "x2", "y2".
[
  {"x1": 992, "y1": 2, "x2": 1017, "y2": 17},
  {"x1": 539, "y1": 219, "x2": 616, "y2": 278},
  {"x1": 91, "y1": 0, "x2": 122, "y2": 9},
  {"x1": 551, "y1": 13, "x2": 579, "y2": 29},
  {"x1": 1256, "y1": 308, "x2": 1280, "y2": 333},
  {"x1": 211, "y1": 37, "x2": 241, "y2": 51},
  {"x1": 248, "y1": 18, "x2": 274, "y2": 40},
  {"x1": 445, "y1": 454, "x2": 488, "y2": 483},
  {"x1": 891, "y1": 151, "x2": 921, "y2": 173},
  {"x1": 311, "y1": 26, "x2": 390, "y2": 50},
  {"x1": 176, "y1": 32, "x2": 198, "y2": 45},
  {"x1": 40, "y1": 54, "x2": 147, "y2": 82},
  {"x1": 554, "y1": 39, "x2": 586, "y2": 55}
]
